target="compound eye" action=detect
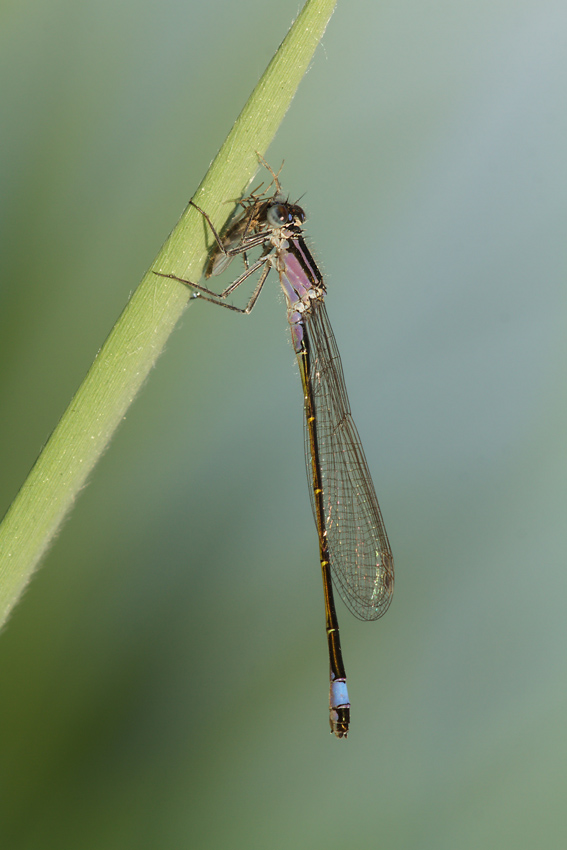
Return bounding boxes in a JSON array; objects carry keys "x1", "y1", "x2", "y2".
[{"x1": 267, "y1": 203, "x2": 293, "y2": 228}]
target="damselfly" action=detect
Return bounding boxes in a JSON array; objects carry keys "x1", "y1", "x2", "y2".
[{"x1": 155, "y1": 163, "x2": 394, "y2": 737}]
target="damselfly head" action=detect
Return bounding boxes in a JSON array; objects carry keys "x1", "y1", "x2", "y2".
[{"x1": 265, "y1": 200, "x2": 306, "y2": 230}]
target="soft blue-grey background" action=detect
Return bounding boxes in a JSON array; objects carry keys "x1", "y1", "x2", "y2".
[{"x1": 1, "y1": 0, "x2": 566, "y2": 847}]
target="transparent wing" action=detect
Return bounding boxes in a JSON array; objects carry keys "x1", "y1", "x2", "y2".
[{"x1": 302, "y1": 298, "x2": 394, "y2": 621}]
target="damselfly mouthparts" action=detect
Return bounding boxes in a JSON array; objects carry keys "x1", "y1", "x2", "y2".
[{"x1": 155, "y1": 163, "x2": 394, "y2": 738}]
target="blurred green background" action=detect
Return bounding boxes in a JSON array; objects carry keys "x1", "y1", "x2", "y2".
[{"x1": 2, "y1": 0, "x2": 567, "y2": 847}]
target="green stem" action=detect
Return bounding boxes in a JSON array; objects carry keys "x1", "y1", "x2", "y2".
[{"x1": 0, "y1": 0, "x2": 337, "y2": 625}]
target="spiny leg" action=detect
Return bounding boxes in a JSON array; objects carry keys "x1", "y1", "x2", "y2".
[
  {"x1": 153, "y1": 258, "x2": 272, "y2": 315},
  {"x1": 255, "y1": 153, "x2": 284, "y2": 195}
]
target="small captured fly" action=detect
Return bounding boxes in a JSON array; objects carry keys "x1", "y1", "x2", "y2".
[{"x1": 155, "y1": 160, "x2": 394, "y2": 738}]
